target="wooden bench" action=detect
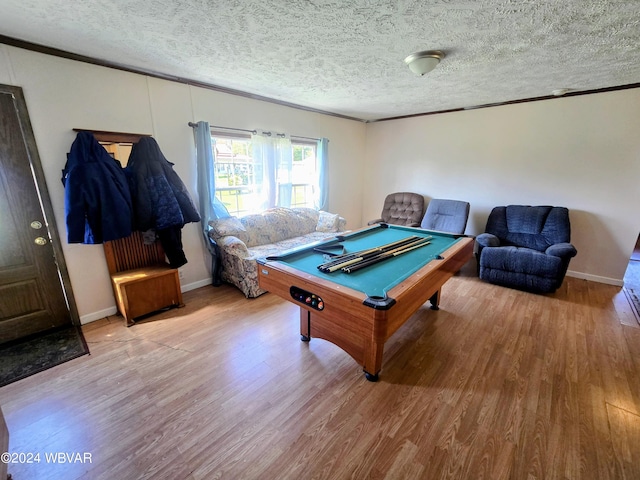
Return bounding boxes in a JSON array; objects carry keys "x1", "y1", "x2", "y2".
[{"x1": 103, "y1": 232, "x2": 184, "y2": 327}]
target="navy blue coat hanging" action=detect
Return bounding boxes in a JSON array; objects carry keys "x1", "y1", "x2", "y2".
[
  {"x1": 61, "y1": 131, "x2": 133, "y2": 244},
  {"x1": 126, "y1": 137, "x2": 200, "y2": 268}
]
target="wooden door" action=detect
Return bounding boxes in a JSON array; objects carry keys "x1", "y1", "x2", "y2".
[{"x1": 0, "y1": 84, "x2": 77, "y2": 344}]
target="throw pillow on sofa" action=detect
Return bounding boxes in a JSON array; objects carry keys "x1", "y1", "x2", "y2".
[
  {"x1": 316, "y1": 211, "x2": 340, "y2": 232},
  {"x1": 209, "y1": 216, "x2": 249, "y2": 243}
]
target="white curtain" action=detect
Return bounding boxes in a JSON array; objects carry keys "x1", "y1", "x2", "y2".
[
  {"x1": 251, "y1": 131, "x2": 293, "y2": 211},
  {"x1": 316, "y1": 137, "x2": 329, "y2": 210}
]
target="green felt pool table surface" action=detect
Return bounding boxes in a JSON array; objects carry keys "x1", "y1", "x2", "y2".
[{"x1": 263, "y1": 223, "x2": 464, "y2": 301}]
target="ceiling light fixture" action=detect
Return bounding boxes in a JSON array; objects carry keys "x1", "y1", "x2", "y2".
[{"x1": 404, "y1": 50, "x2": 445, "y2": 76}]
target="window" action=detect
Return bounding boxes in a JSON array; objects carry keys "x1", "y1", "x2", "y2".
[
  {"x1": 211, "y1": 133, "x2": 318, "y2": 217},
  {"x1": 211, "y1": 135, "x2": 254, "y2": 217},
  {"x1": 291, "y1": 142, "x2": 317, "y2": 209}
]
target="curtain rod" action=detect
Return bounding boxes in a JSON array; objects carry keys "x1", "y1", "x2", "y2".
[
  {"x1": 188, "y1": 122, "x2": 320, "y2": 142},
  {"x1": 188, "y1": 122, "x2": 256, "y2": 135}
]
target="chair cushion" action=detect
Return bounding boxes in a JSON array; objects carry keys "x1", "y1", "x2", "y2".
[
  {"x1": 480, "y1": 246, "x2": 564, "y2": 293},
  {"x1": 380, "y1": 192, "x2": 424, "y2": 226},
  {"x1": 481, "y1": 246, "x2": 562, "y2": 276},
  {"x1": 420, "y1": 199, "x2": 470, "y2": 234},
  {"x1": 505, "y1": 205, "x2": 550, "y2": 234}
]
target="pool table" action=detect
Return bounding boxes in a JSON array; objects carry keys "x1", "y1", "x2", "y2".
[{"x1": 257, "y1": 223, "x2": 474, "y2": 381}]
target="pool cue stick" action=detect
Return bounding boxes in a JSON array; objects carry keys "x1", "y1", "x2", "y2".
[
  {"x1": 318, "y1": 235, "x2": 427, "y2": 271},
  {"x1": 320, "y1": 236, "x2": 426, "y2": 272},
  {"x1": 326, "y1": 237, "x2": 429, "y2": 273},
  {"x1": 323, "y1": 236, "x2": 431, "y2": 271},
  {"x1": 318, "y1": 240, "x2": 412, "y2": 271},
  {"x1": 325, "y1": 257, "x2": 365, "y2": 272},
  {"x1": 325, "y1": 235, "x2": 423, "y2": 261},
  {"x1": 343, "y1": 239, "x2": 432, "y2": 273},
  {"x1": 342, "y1": 240, "x2": 431, "y2": 274},
  {"x1": 343, "y1": 239, "x2": 431, "y2": 273}
]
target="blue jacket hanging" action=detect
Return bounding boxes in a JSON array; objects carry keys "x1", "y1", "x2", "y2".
[
  {"x1": 61, "y1": 131, "x2": 133, "y2": 244},
  {"x1": 126, "y1": 137, "x2": 200, "y2": 268}
]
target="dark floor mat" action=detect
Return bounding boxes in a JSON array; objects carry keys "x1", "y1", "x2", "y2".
[{"x1": 0, "y1": 326, "x2": 89, "y2": 387}]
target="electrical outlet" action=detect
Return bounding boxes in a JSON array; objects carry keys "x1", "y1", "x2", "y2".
[{"x1": 178, "y1": 269, "x2": 185, "y2": 280}]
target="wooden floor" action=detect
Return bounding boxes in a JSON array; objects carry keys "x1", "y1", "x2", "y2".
[{"x1": 1, "y1": 261, "x2": 640, "y2": 479}]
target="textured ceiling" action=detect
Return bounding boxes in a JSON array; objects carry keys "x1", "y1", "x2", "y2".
[{"x1": 1, "y1": 0, "x2": 639, "y2": 121}]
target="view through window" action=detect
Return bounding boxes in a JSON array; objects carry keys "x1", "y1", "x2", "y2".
[{"x1": 211, "y1": 134, "x2": 317, "y2": 217}]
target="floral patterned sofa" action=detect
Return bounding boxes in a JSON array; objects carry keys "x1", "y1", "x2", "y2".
[{"x1": 208, "y1": 207, "x2": 347, "y2": 298}]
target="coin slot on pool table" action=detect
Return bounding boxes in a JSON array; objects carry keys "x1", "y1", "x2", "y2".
[{"x1": 290, "y1": 286, "x2": 324, "y2": 311}]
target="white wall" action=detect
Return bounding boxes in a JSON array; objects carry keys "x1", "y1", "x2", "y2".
[
  {"x1": 0, "y1": 45, "x2": 366, "y2": 323},
  {"x1": 364, "y1": 90, "x2": 640, "y2": 285},
  {"x1": 2, "y1": 42, "x2": 638, "y2": 323}
]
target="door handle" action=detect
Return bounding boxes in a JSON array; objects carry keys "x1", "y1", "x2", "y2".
[{"x1": 34, "y1": 237, "x2": 48, "y2": 246}]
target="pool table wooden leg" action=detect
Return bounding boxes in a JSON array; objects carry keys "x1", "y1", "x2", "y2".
[
  {"x1": 429, "y1": 289, "x2": 440, "y2": 310},
  {"x1": 300, "y1": 309, "x2": 311, "y2": 342},
  {"x1": 363, "y1": 337, "x2": 384, "y2": 382}
]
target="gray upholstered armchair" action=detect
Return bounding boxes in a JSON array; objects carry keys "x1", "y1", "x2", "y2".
[
  {"x1": 476, "y1": 205, "x2": 577, "y2": 293},
  {"x1": 368, "y1": 192, "x2": 424, "y2": 227}
]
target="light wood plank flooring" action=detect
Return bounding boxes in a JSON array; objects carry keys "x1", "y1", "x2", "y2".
[{"x1": 1, "y1": 261, "x2": 640, "y2": 479}]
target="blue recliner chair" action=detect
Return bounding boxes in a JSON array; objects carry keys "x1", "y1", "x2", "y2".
[{"x1": 476, "y1": 205, "x2": 577, "y2": 293}]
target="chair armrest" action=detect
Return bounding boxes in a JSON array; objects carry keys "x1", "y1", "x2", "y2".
[
  {"x1": 545, "y1": 243, "x2": 577, "y2": 259},
  {"x1": 218, "y1": 235, "x2": 250, "y2": 259},
  {"x1": 476, "y1": 233, "x2": 500, "y2": 248},
  {"x1": 368, "y1": 218, "x2": 383, "y2": 225}
]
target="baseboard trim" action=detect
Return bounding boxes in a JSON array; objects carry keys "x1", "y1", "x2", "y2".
[
  {"x1": 566, "y1": 270, "x2": 623, "y2": 287},
  {"x1": 80, "y1": 306, "x2": 118, "y2": 325},
  {"x1": 181, "y1": 278, "x2": 212, "y2": 292}
]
